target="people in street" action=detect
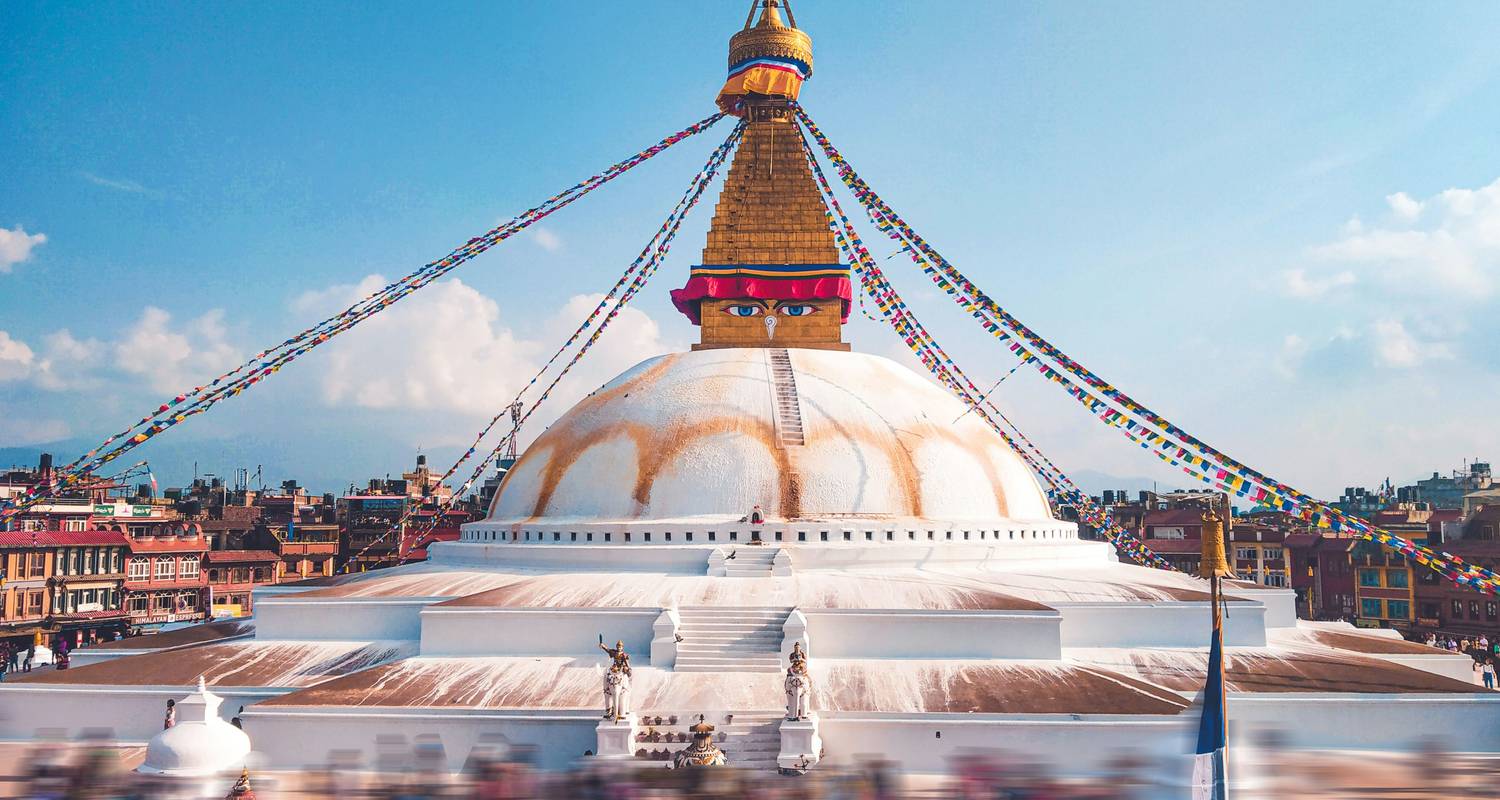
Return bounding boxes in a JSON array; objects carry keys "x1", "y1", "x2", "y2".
[{"x1": 1484, "y1": 660, "x2": 1495, "y2": 690}]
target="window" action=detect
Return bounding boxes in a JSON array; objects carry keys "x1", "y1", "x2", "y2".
[
  {"x1": 1236, "y1": 547, "x2": 1256, "y2": 561},
  {"x1": 1262, "y1": 547, "x2": 1283, "y2": 561},
  {"x1": 1489, "y1": 602, "x2": 1498, "y2": 621},
  {"x1": 1361, "y1": 598, "x2": 1383, "y2": 619},
  {"x1": 26, "y1": 591, "x2": 43, "y2": 615},
  {"x1": 179, "y1": 558, "x2": 199, "y2": 579},
  {"x1": 1472, "y1": 601, "x2": 1482, "y2": 619},
  {"x1": 1358, "y1": 569, "x2": 1382, "y2": 588},
  {"x1": 128, "y1": 594, "x2": 148, "y2": 613},
  {"x1": 1386, "y1": 569, "x2": 1408, "y2": 589},
  {"x1": 64, "y1": 518, "x2": 86, "y2": 532},
  {"x1": 1454, "y1": 599, "x2": 1465, "y2": 617},
  {"x1": 128, "y1": 558, "x2": 149, "y2": 580},
  {"x1": 27, "y1": 552, "x2": 45, "y2": 578},
  {"x1": 181, "y1": 593, "x2": 197, "y2": 610},
  {"x1": 155, "y1": 559, "x2": 174, "y2": 580},
  {"x1": 1264, "y1": 573, "x2": 1287, "y2": 588},
  {"x1": 1386, "y1": 600, "x2": 1410, "y2": 620}
]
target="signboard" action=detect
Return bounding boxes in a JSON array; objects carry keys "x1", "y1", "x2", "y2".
[
  {"x1": 94, "y1": 504, "x2": 116, "y2": 516},
  {"x1": 356, "y1": 498, "x2": 404, "y2": 510},
  {"x1": 132, "y1": 506, "x2": 153, "y2": 517}
]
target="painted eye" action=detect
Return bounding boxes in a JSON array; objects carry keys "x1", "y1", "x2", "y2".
[
  {"x1": 723, "y1": 304, "x2": 763, "y2": 317},
  {"x1": 778, "y1": 304, "x2": 818, "y2": 317}
]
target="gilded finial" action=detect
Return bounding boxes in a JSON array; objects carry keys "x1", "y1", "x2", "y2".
[
  {"x1": 1199, "y1": 510, "x2": 1234, "y2": 579},
  {"x1": 718, "y1": 0, "x2": 814, "y2": 114}
]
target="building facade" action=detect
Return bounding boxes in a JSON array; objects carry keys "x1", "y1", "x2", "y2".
[{"x1": 123, "y1": 523, "x2": 210, "y2": 630}]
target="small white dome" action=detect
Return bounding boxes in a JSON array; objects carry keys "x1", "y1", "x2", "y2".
[
  {"x1": 486, "y1": 348, "x2": 1053, "y2": 524},
  {"x1": 139, "y1": 678, "x2": 251, "y2": 777}
]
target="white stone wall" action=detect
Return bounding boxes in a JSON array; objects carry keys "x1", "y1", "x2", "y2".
[
  {"x1": 419, "y1": 607, "x2": 660, "y2": 658},
  {"x1": 254, "y1": 597, "x2": 435, "y2": 641},
  {"x1": 1056, "y1": 601, "x2": 1269, "y2": 648},
  {"x1": 800, "y1": 609, "x2": 1063, "y2": 659},
  {"x1": 241, "y1": 707, "x2": 599, "y2": 771}
]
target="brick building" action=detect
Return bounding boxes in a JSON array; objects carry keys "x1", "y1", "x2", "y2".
[
  {"x1": 122, "y1": 522, "x2": 210, "y2": 629},
  {"x1": 205, "y1": 550, "x2": 279, "y2": 617}
]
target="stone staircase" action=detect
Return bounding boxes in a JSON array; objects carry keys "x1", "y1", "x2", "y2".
[
  {"x1": 722, "y1": 546, "x2": 778, "y2": 577},
  {"x1": 630, "y1": 711, "x2": 784, "y2": 771},
  {"x1": 768, "y1": 348, "x2": 805, "y2": 447},
  {"x1": 718, "y1": 712, "x2": 784, "y2": 770},
  {"x1": 674, "y1": 606, "x2": 789, "y2": 673}
]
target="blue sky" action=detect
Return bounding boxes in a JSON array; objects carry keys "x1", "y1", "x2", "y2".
[{"x1": 3, "y1": 1, "x2": 1499, "y2": 497}]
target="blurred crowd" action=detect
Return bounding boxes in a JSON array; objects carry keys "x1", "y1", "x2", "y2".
[{"x1": 7, "y1": 735, "x2": 1500, "y2": 799}]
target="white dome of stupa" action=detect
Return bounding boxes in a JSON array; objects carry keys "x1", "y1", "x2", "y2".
[
  {"x1": 482, "y1": 348, "x2": 1054, "y2": 528},
  {"x1": 139, "y1": 677, "x2": 251, "y2": 777}
]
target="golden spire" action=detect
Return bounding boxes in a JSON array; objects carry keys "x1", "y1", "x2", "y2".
[
  {"x1": 728, "y1": 1, "x2": 813, "y2": 81},
  {"x1": 1199, "y1": 510, "x2": 1235, "y2": 579}
]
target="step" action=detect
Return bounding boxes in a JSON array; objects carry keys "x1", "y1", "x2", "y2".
[
  {"x1": 676, "y1": 642, "x2": 782, "y2": 649},
  {"x1": 679, "y1": 622, "x2": 784, "y2": 630},
  {"x1": 673, "y1": 664, "x2": 782, "y2": 673},
  {"x1": 674, "y1": 658, "x2": 782, "y2": 668},
  {"x1": 680, "y1": 618, "x2": 783, "y2": 624},
  {"x1": 678, "y1": 636, "x2": 781, "y2": 645}
]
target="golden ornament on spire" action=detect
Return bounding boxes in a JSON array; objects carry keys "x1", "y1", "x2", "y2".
[
  {"x1": 1199, "y1": 510, "x2": 1235, "y2": 579},
  {"x1": 717, "y1": 0, "x2": 814, "y2": 115}
]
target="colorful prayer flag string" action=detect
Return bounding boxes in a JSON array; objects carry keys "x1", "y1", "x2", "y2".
[
  {"x1": 793, "y1": 103, "x2": 1498, "y2": 595},
  {"x1": 341, "y1": 121, "x2": 747, "y2": 570},
  {"x1": 796, "y1": 124, "x2": 1173, "y2": 571},
  {"x1": 1, "y1": 111, "x2": 729, "y2": 525}
]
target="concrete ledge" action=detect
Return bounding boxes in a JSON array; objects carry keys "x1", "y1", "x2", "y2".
[
  {"x1": 0, "y1": 683, "x2": 284, "y2": 742},
  {"x1": 1055, "y1": 601, "x2": 1268, "y2": 648},
  {"x1": 419, "y1": 607, "x2": 660, "y2": 658},
  {"x1": 1228, "y1": 692, "x2": 1500, "y2": 751},
  {"x1": 240, "y1": 706, "x2": 601, "y2": 771},
  {"x1": 254, "y1": 596, "x2": 441, "y2": 641},
  {"x1": 801, "y1": 609, "x2": 1063, "y2": 659}
]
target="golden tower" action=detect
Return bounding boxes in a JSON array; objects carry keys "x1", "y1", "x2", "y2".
[{"x1": 670, "y1": 0, "x2": 851, "y2": 351}]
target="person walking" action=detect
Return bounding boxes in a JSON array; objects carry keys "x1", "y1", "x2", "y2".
[
  {"x1": 23, "y1": 644, "x2": 34, "y2": 672},
  {"x1": 6, "y1": 644, "x2": 17, "y2": 672},
  {"x1": 1484, "y1": 660, "x2": 1495, "y2": 690}
]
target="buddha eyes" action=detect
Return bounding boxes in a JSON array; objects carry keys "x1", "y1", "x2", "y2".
[{"x1": 721, "y1": 303, "x2": 818, "y2": 317}]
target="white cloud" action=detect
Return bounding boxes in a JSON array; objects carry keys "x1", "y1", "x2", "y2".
[
  {"x1": 1282, "y1": 267, "x2": 1356, "y2": 298},
  {"x1": 0, "y1": 331, "x2": 36, "y2": 380},
  {"x1": 1369, "y1": 318, "x2": 1453, "y2": 369},
  {"x1": 1386, "y1": 191, "x2": 1423, "y2": 222},
  {"x1": 307, "y1": 275, "x2": 680, "y2": 420},
  {"x1": 0, "y1": 225, "x2": 47, "y2": 273},
  {"x1": 531, "y1": 228, "x2": 562, "y2": 252},
  {"x1": 1309, "y1": 176, "x2": 1500, "y2": 298},
  {"x1": 113, "y1": 307, "x2": 240, "y2": 393},
  {"x1": 33, "y1": 330, "x2": 104, "y2": 390},
  {"x1": 78, "y1": 171, "x2": 151, "y2": 195}
]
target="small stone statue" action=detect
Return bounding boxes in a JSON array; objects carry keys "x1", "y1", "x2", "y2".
[
  {"x1": 599, "y1": 635, "x2": 632, "y2": 720},
  {"x1": 785, "y1": 657, "x2": 811, "y2": 721},
  {"x1": 598, "y1": 636, "x2": 632, "y2": 676},
  {"x1": 603, "y1": 663, "x2": 631, "y2": 721}
]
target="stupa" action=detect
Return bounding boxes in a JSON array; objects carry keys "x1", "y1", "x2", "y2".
[{"x1": 3, "y1": 0, "x2": 1497, "y2": 789}]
